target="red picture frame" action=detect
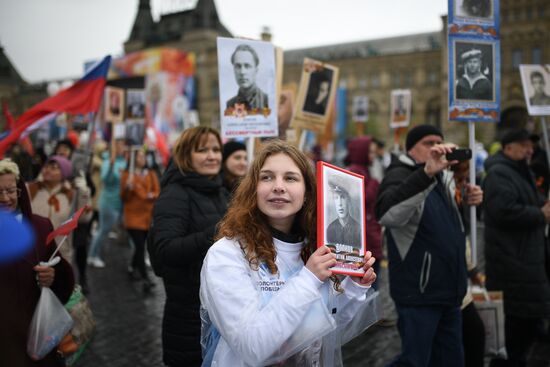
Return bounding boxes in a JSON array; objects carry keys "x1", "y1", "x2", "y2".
[{"x1": 316, "y1": 161, "x2": 367, "y2": 277}]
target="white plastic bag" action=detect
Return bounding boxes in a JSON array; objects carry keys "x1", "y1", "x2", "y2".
[{"x1": 27, "y1": 287, "x2": 74, "y2": 360}]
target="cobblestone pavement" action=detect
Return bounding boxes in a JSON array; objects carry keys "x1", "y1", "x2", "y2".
[{"x1": 77, "y1": 229, "x2": 550, "y2": 367}]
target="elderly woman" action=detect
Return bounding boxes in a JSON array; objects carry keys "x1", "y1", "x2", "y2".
[
  {"x1": 27, "y1": 155, "x2": 92, "y2": 264},
  {"x1": 0, "y1": 158, "x2": 74, "y2": 367}
]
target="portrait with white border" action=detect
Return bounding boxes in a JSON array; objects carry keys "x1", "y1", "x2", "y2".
[
  {"x1": 217, "y1": 37, "x2": 277, "y2": 139},
  {"x1": 519, "y1": 64, "x2": 550, "y2": 116}
]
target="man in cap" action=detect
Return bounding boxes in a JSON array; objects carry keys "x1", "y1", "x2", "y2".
[
  {"x1": 326, "y1": 176, "x2": 361, "y2": 248},
  {"x1": 456, "y1": 49, "x2": 493, "y2": 101},
  {"x1": 375, "y1": 124, "x2": 483, "y2": 367},
  {"x1": 226, "y1": 44, "x2": 268, "y2": 112},
  {"x1": 529, "y1": 70, "x2": 550, "y2": 106},
  {"x1": 483, "y1": 129, "x2": 550, "y2": 367}
]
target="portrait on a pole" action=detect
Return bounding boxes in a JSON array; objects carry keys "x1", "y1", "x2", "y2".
[
  {"x1": 454, "y1": 41, "x2": 495, "y2": 102},
  {"x1": 126, "y1": 89, "x2": 146, "y2": 121},
  {"x1": 448, "y1": 37, "x2": 500, "y2": 122},
  {"x1": 317, "y1": 161, "x2": 366, "y2": 277},
  {"x1": 104, "y1": 86, "x2": 125, "y2": 123},
  {"x1": 292, "y1": 58, "x2": 339, "y2": 134},
  {"x1": 352, "y1": 95, "x2": 369, "y2": 123},
  {"x1": 217, "y1": 37, "x2": 277, "y2": 139},
  {"x1": 389, "y1": 90, "x2": 411, "y2": 128},
  {"x1": 519, "y1": 64, "x2": 550, "y2": 116},
  {"x1": 448, "y1": 0, "x2": 499, "y2": 37}
]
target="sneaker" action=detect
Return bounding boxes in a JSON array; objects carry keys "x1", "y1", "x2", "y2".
[
  {"x1": 108, "y1": 232, "x2": 118, "y2": 240},
  {"x1": 86, "y1": 257, "x2": 94, "y2": 265},
  {"x1": 90, "y1": 257, "x2": 106, "y2": 268}
]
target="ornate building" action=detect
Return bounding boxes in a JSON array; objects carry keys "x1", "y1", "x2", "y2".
[{"x1": 1, "y1": 0, "x2": 549, "y2": 145}]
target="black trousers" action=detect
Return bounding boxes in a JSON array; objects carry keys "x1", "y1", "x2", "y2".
[
  {"x1": 127, "y1": 229, "x2": 149, "y2": 280},
  {"x1": 504, "y1": 315, "x2": 541, "y2": 367},
  {"x1": 462, "y1": 302, "x2": 485, "y2": 367},
  {"x1": 73, "y1": 221, "x2": 92, "y2": 285}
]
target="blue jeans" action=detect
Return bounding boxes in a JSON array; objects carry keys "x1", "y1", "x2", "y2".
[
  {"x1": 388, "y1": 304, "x2": 464, "y2": 367},
  {"x1": 88, "y1": 206, "x2": 120, "y2": 259}
]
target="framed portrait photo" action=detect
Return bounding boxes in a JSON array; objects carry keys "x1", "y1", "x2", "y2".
[
  {"x1": 390, "y1": 90, "x2": 412, "y2": 128},
  {"x1": 352, "y1": 95, "x2": 369, "y2": 123},
  {"x1": 217, "y1": 37, "x2": 278, "y2": 139},
  {"x1": 104, "y1": 86, "x2": 125, "y2": 123},
  {"x1": 519, "y1": 64, "x2": 550, "y2": 116},
  {"x1": 317, "y1": 161, "x2": 366, "y2": 277},
  {"x1": 126, "y1": 89, "x2": 146, "y2": 121},
  {"x1": 448, "y1": 37, "x2": 500, "y2": 122},
  {"x1": 292, "y1": 58, "x2": 339, "y2": 134},
  {"x1": 448, "y1": 0, "x2": 500, "y2": 37}
]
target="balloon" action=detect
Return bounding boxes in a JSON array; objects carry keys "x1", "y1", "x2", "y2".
[{"x1": 0, "y1": 211, "x2": 35, "y2": 263}]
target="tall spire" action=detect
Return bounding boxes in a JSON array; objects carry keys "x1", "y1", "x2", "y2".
[{"x1": 128, "y1": 0, "x2": 155, "y2": 42}]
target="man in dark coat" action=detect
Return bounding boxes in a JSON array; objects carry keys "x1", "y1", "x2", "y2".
[
  {"x1": 483, "y1": 129, "x2": 550, "y2": 367},
  {"x1": 149, "y1": 160, "x2": 228, "y2": 367}
]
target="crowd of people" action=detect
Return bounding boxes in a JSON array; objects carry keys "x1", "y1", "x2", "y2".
[{"x1": 1, "y1": 122, "x2": 550, "y2": 367}]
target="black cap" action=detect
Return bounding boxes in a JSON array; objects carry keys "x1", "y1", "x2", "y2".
[
  {"x1": 222, "y1": 141, "x2": 247, "y2": 163},
  {"x1": 406, "y1": 124, "x2": 443, "y2": 151},
  {"x1": 500, "y1": 129, "x2": 530, "y2": 147}
]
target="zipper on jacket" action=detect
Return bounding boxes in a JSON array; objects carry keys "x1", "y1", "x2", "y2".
[{"x1": 419, "y1": 251, "x2": 432, "y2": 294}]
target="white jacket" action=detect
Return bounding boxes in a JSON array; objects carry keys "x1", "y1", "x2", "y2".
[{"x1": 200, "y1": 237, "x2": 380, "y2": 367}]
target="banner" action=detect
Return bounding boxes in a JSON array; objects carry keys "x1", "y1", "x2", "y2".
[
  {"x1": 448, "y1": 0, "x2": 500, "y2": 123},
  {"x1": 217, "y1": 37, "x2": 278, "y2": 139}
]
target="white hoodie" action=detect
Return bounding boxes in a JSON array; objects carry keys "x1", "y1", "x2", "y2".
[{"x1": 200, "y1": 237, "x2": 380, "y2": 367}]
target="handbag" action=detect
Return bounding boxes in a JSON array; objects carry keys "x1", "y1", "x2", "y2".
[
  {"x1": 472, "y1": 289, "x2": 506, "y2": 357},
  {"x1": 58, "y1": 285, "x2": 96, "y2": 365}
]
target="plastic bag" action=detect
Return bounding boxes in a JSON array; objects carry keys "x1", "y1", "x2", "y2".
[{"x1": 27, "y1": 287, "x2": 74, "y2": 360}]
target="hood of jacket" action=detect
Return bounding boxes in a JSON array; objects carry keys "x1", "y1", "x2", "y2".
[
  {"x1": 484, "y1": 151, "x2": 530, "y2": 175},
  {"x1": 160, "y1": 160, "x2": 224, "y2": 193},
  {"x1": 346, "y1": 136, "x2": 372, "y2": 167}
]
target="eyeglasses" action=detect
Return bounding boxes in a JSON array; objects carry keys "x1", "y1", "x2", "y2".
[{"x1": 0, "y1": 188, "x2": 21, "y2": 197}]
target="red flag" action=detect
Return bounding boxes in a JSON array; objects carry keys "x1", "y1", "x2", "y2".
[
  {"x1": 0, "y1": 56, "x2": 111, "y2": 157},
  {"x1": 2, "y1": 101, "x2": 34, "y2": 156},
  {"x1": 46, "y1": 206, "x2": 90, "y2": 245}
]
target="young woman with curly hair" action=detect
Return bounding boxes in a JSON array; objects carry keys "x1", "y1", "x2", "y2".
[{"x1": 199, "y1": 140, "x2": 380, "y2": 367}]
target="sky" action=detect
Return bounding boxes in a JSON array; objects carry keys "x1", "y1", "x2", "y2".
[{"x1": 0, "y1": 0, "x2": 448, "y2": 83}]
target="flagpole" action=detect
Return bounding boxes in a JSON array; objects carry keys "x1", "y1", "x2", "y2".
[{"x1": 468, "y1": 120, "x2": 477, "y2": 267}]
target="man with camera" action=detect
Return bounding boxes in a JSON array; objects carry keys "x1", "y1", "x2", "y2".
[
  {"x1": 483, "y1": 129, "x2": 550, "y2": 367},
  {"x1": 375, "y1": 124, "x2": 482, "y2": 366}
]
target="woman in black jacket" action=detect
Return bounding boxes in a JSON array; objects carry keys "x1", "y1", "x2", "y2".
[{"x1": 148, "y1": 126, "x2": 228, "y2": 367}]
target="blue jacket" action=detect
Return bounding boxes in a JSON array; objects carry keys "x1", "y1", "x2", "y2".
[{"x1": 375, "y1": 154, "x2": 467, "y2": 306}]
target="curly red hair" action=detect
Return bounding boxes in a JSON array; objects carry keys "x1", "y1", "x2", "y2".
[{"x1": 216, "y1": 140, "x2": 317, "y2": 274}]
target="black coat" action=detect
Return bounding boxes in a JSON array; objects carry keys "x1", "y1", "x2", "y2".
[
  {"x1": 149, "y1": 162, "x2": 228, "y2": 366},
  {"x1": 483, "y1": 152, "x2": 550, "y2": 318}
]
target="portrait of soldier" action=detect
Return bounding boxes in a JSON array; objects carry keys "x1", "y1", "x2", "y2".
[
  {"x1": 326, "y1": 176, "x2": 362, "y2": 249},
  {"x1": 303, "y1": 69, "x2": 332, "y2": 115},
  {"x1": 460, "y1": 0, "x2": 492, "y2": 18},
  {"x1": 529, "y1": 71, "x2": 550, "y2": 106},
  {"x1": 456, "y1": 48, "x2": 493, "y2": 101},
  {"x1": 392, "y1": 94, "x2": 408, "y2": 122},
  {"x1": 226, "y1": 44, "x2": 269, "y2": 111}
]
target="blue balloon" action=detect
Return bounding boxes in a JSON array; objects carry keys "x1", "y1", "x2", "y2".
[{"x1": 0, "y1": 211, "x2": 35, "y2": 263}]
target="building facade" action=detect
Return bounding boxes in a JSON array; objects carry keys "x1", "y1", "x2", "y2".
[{"x1": 1, "y1": 0, "x2": 549, "y2": 146}]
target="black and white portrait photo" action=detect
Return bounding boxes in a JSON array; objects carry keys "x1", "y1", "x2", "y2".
[
  {"x1": 126, "y1": 121, "x2": 145, "y2": 146},
  {"x1": 217, "y1": 37, "x2": 277, "y2": 139},
  {"x1": 390, "y1": 90, "x2": 411, "y2": 128},
  {"x1": 454, "y1": 41, "x2": 495, "y2": 102},
  {"x1": 520, "y1": 64, "x2": 550, "y2": 116},
  {"x1": 352, "y1": 95, "x2": 369, "y2": 122},
  {"x1": 126, "y1": 89, "x2": 146, "y2": 121},
  {"x1": 318, "y1": 162, "x2": 366, "y2": 276},
  {"x1": 455, "y1": 0, "x2": 493, "y2": 20},
  {"x1": 303, "y1": 68, "x2": 333, "y2": 116}
]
